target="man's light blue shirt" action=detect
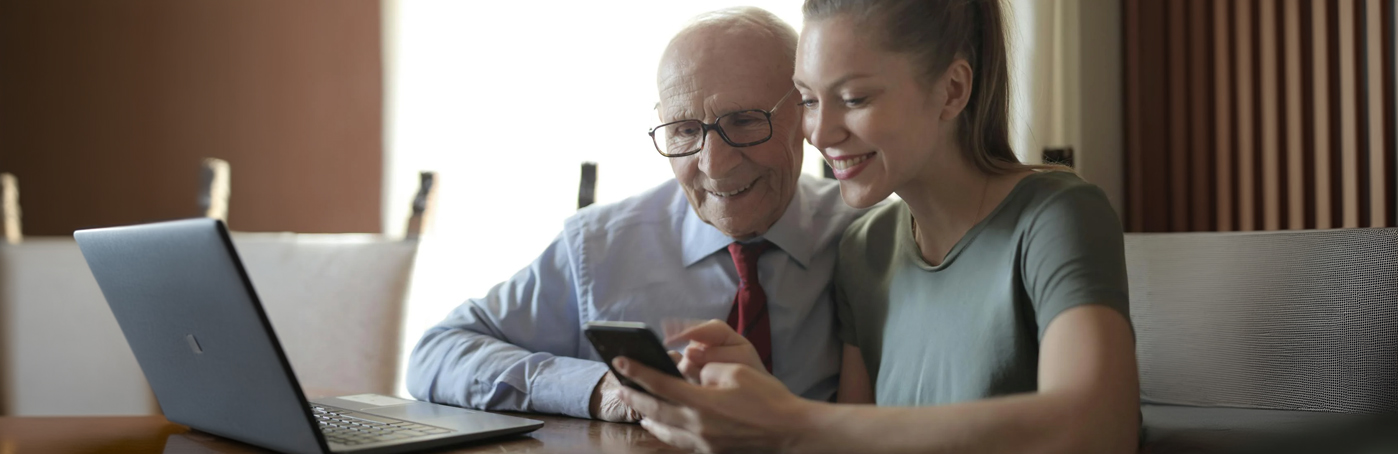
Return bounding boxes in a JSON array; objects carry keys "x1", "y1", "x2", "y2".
[{"x1": 407, "y1": 175, "x2": 868, "y2": 418}]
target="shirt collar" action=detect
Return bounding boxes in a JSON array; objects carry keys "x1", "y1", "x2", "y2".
[{"x1": 679, "y1": 176, "x2": 815, "y2": 268}]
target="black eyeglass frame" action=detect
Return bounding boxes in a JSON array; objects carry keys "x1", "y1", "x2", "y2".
[{"x1": 648, "y1": 87, "x2": 797, "y2": 158}]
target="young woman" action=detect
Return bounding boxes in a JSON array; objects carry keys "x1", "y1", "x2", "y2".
[{"x1": 615, "y1": 1, "x2": 1140, "y2": 453}]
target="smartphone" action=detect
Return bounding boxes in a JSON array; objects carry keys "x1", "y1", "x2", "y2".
[{"x1": 583, "y1": 321, "x2": 684, "y2": 392}]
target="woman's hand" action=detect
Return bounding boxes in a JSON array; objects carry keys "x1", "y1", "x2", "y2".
[
  {"x1": 612, "y1": 356, "x2": 819, "y2": 453},
  {"x1": 665, "y1": 319, "x2": 767, "y2": 381}
]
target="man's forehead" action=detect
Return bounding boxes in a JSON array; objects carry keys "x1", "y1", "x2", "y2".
[
  {"x1": 657, "y1": 23, "x2": 789, "y2": 118},
  {"x1": 657, "y1": 63, "x2": 779, "y2": 119},
  {"x1": 658, "y1": 83, "x2": 768, "y2": 121}
]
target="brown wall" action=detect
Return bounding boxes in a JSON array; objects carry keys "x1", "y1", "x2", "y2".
[{"x1": 0, "y1": 0, "x2": 383, "y2": 235}]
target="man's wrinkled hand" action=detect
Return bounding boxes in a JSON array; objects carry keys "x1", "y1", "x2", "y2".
[{"x1": 589, "y1": 371, "x2": 641, "y2": 422}]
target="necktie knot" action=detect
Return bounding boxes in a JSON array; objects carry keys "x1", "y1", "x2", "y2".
[{"x1": 728, "y1": 241, "x2": 771, "y2": 284}]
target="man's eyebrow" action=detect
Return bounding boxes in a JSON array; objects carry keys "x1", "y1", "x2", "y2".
[{"x1": 659, "y1": 106, "x2": 699, "y2": 122}]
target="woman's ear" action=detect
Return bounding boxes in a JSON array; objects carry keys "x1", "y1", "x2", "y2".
[{"x1": 938, "y1": 59, "x2": 974, "y2": 122}]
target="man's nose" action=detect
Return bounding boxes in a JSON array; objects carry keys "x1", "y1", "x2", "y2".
[
  {"x1": 698, "y1": 130, "x2": 743, "y2": 177},
  {"x1": 805, "y1": 108, "x2": 847, "y2": 150}
]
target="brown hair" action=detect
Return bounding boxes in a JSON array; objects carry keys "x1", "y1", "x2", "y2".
[{"x1": 804, "y1": 0, "x2": 1046, "y2": 174}]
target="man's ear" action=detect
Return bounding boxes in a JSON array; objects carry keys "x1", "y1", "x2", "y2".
[{"x1": 938, "y1": 59, "x2": 974, "y2": 122}]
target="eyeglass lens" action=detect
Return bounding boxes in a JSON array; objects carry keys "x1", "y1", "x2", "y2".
[{"x1": 653, "y1": 110, "x2": 772, "y2": 157}]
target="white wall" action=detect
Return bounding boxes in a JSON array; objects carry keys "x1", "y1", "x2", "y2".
[{"x1": 1008, "y1": 0, "x2": 1126, "y2": 218}]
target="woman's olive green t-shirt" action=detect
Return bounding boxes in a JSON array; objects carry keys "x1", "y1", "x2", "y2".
[{"x1": 834, "y1": 171, "x2": 1131, "y2": 406}]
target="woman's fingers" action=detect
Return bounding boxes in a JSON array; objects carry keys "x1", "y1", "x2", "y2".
[
  {"x1": 666, "y1": 319, "x2": 746, "y2": 348},
  {"x1": 660, "y1": 318, "x2": 707, "y2": 340},
  {"x1": 698, "y1": 361, "x2": 751, "y2": 387},
  {"x1": 698, "y1": 345, "x2": 763, "y2": 371}
]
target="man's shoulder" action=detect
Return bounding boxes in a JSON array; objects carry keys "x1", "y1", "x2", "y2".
[
  {"x1": 796, "y1": 175, "x2": 870, "y2": 228},
  {"x1": 840, "y1": 199, "x2": 904, "y2": 250},
  {"x1": 564, "y1": 179, "x2": 686, "y2": 239}
]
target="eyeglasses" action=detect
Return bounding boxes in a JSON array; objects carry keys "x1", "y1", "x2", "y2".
[{"x1": 648, "y1": 87, "x2": 797, "y2": 158}]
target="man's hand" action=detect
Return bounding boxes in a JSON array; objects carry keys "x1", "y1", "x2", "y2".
[{"x1": 589, "y1": 371, "x2": 641, "y2": 422}]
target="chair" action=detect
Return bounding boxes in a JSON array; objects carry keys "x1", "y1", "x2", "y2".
[
  {"x1": 234, "y1": 233, "x2": 418, "y2": 397},
  {"x1": 1124, "y1": 228, "x2": 1398, "y2": 449},
  {"x1": 0, "y1": 238, "x2": 158, "y2": 416}
]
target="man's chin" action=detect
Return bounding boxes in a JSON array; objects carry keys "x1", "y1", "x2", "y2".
[
  {"x1": 703, "y1": 211, "x2": 778, "y2": 239},
  {"x1": 692, "y1": 186, "x2": 788, "y2": 237}
]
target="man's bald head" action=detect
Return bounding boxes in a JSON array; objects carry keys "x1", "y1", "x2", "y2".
[
  {"x1": 656, "y1": 7, "x2": 804, "y2": 240},
  {"x1": 659, "y1": 7, "x2": 798, "y2": 95}
]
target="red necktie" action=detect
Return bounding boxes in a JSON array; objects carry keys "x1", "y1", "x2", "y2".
[{"x1": 726, "y1": 241, "x2": 773, "y2": 373}]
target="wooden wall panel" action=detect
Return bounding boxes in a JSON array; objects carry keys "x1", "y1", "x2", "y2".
[
  {"x1": 1339, "y1": 0, "x2": 1360, "y2": 228},
  {"x1": 1190, "y1": 0, "x2": 1216, "y2": 232},
  {"x1": 1368, "y1": 0, "x2": 1389, "y2": 227},
  {"x1": 1390, "y1": 0, "x2": 1398, "y2": 228},
  {"x1": 1125, "y1": 0, "x2": 1396, "y2": 232},
  {"x1": 1260, "y1": 0, "x2": 1281, "y2": 231},
  {"x1": 1125, "y1": 0, "x2": 1145, "y2": 231},
  {"x1": 1169, "y1": 0, "x2": 1191, "y2": 232},
  {"x1": 1237, "y1": 0, "x2": 1257, "y2": 231},
  {"x1": 1284, "y1": 0, "x2": 1305, "y2": 229},
  {"x1": 1215, "y1": 0, "x2": 1236, "y2": 232},
  {"x1": 0, "y1": 0, "x2": 383, "y2": 235},
  {"x1": 1302, "y1": 0, "x2": 1319, "y2": 229}
]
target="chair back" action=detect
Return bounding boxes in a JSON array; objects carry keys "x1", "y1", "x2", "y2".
[{"x1": 0, "y1": 233, "x2": 418, "y2": 415}]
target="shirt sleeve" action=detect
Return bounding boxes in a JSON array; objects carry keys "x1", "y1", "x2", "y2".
[
  {"x1": 405, "y1": 232, "x2": 609, "y2": 418},
  {"x1": 1020, "y1": 184, "x2": 1132, "y2": 340},
  {"x1": 833, "y1": 278, "x2": 858, "y2": 346}
]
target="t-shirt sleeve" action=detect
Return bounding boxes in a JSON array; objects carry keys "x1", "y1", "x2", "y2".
[{"x1": 1021, "y1": 184, "x2": 1131, "y2": 339}]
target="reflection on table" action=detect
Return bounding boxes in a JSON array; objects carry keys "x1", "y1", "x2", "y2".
[{"x1": 0, "y1": 412, "x2": 683, "y2": 454}]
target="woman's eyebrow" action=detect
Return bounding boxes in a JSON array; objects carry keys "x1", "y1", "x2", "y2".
[{"x1": 796, "y1": 73, "x2": 876, "y2": 92}]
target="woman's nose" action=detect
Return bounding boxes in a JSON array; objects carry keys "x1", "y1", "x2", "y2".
[{"x1": 805, "y1": 107, "x2": 847, "y2": 150}]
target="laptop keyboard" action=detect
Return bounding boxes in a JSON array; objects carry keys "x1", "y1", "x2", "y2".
[{"x1": 311, "y1": 404, "x2": 455, "y2": 446}]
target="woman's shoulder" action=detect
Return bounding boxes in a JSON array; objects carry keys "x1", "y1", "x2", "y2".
[
  {"x1": 1006, "y1": 170, "x2": 1125, "y2": 238},
  {"x1": 1011, "y1": 170, "x2": 1118, "y2": 226},
  {"x1": 1016, "y1": 169, "x2": 1099, "y2": 198}
]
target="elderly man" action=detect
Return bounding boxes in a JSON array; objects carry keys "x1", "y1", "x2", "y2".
[{"x1": 406, "y1": 7, "x2": 866, "y2": 421}]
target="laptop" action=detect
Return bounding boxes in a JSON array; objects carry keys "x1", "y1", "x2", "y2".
[{"x1": 74, "y1": 218, "x2": 543, "y2": 454}]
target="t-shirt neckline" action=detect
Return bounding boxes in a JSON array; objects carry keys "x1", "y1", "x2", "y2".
[{"x1": 902, "y1": 171, "x2": 1049, "y2": 272}]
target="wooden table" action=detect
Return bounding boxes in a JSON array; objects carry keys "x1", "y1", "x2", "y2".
[{"x1": 0, "y1": 413, "x2": 683, "y2": 453}]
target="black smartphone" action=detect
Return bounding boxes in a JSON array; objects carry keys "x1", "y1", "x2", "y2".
[{"x1": 583, "y1": 321, "x2": 684, "y2": 392}]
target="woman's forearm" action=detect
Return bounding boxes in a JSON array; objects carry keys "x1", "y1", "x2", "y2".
[{"x1": 792, "y1": 390, "x2": 1137, "y2": 454}]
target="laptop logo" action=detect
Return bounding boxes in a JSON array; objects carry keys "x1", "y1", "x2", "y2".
[{"x1": 185, "y1": 334, "x2": 204, "y2": 354}]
